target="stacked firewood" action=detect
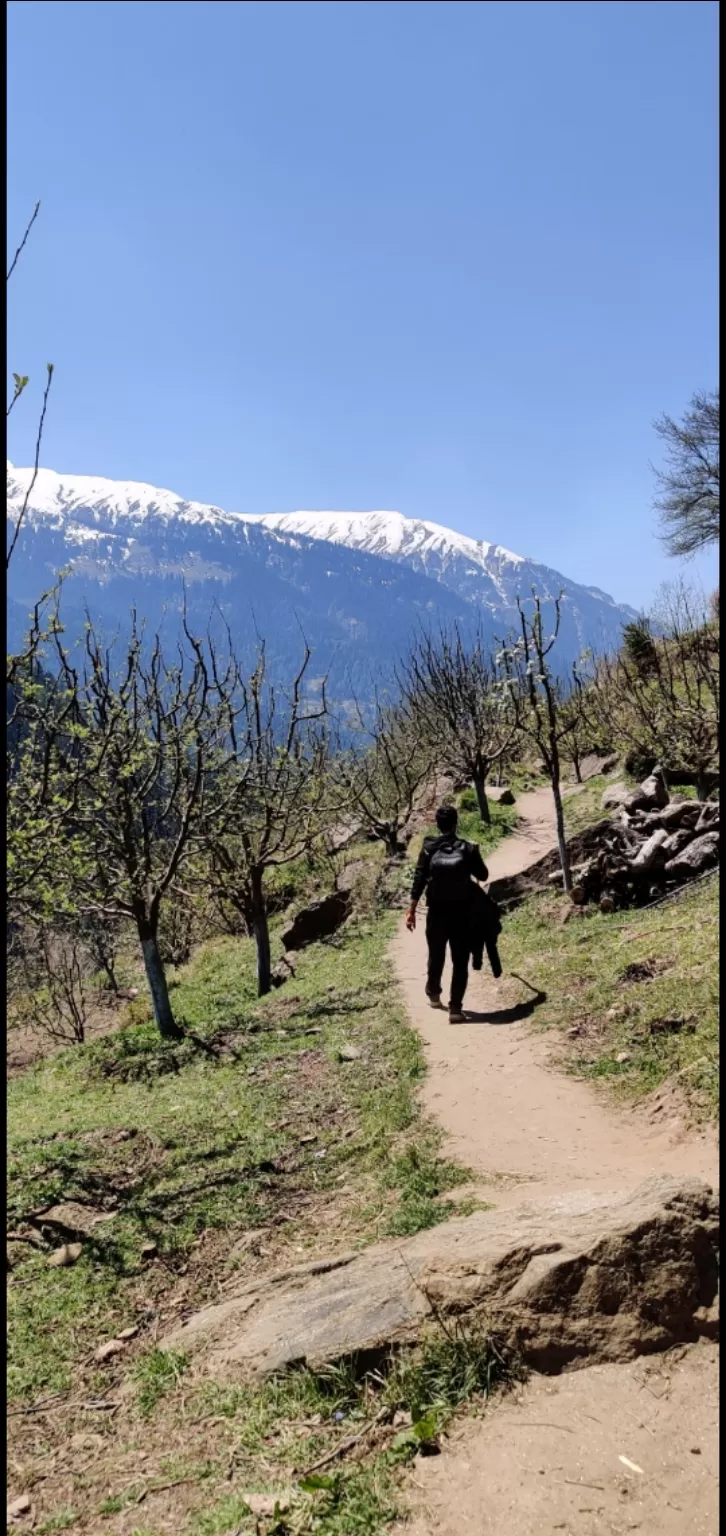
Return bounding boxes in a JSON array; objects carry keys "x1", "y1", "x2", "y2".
[{"x1": 557, "y1": 769, "x2": 720, "y2": 912}]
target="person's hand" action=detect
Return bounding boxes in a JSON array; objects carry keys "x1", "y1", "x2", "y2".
[{"x1": 405, "y1": 904, "x2": 417, "y2": 932}]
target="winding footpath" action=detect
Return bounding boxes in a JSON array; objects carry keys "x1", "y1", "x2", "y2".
[{"x1": 391, "y1": 787, "x2": 719, "y2": 1536}]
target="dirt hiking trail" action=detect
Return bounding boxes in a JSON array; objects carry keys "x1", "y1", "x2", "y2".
[
  {"x1": 391, "y1": 787, "x2": 719, "y2": 1536},
  {"x1": 393, "y1": 786, "x2": 717, "y2": 1203}
]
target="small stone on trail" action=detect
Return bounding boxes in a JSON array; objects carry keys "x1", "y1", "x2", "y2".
[
  {"x1": 7, "y1": 1495, "x2": 32, "y2": 1523},
  {"x1": 117, "y1": 1325, "x2": 139, "y2": 1341},
  {"x1": 615, "y1": 1052, "x2": 632, "y2": 1065},
  {"x1": 498, "y1": 788, "x2": 516, "y2": 805},
  {"x1": 618, "y1": 1455, "x2": 645, "y2": 1474},
  {"x1": 47, "y1": 1242, "x2": 83, "y2": 1268},
  {"x1": 243, "y1": 1491, "x2": 292, "y2": 1516},
  {"x1": 94, "y1": 1338, "x2": 127, "y2": 1363},
  {"x1": 338, "y1": 1044, "x2": 363, "y2": 1061},
  {"x1": 140, "y1": 1241, "x2": 158, "y2": 1259}
]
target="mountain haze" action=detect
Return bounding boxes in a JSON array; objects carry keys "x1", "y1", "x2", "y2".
[{"x1": 7, "y1": 463, "x2": 637, "y2": 689}]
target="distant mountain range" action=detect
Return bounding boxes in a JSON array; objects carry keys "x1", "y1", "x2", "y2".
[{"x1": 7, "y1": 463, "x2": 638, "y2": 693}]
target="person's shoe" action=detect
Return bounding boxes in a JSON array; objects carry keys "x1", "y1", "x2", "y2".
[
  {"x1": 428, "y1": 994, "x2": 444, "y2": 1009},
  {"x1": 449, "y1": 1009, "x2": 465, "y2": 1024}
]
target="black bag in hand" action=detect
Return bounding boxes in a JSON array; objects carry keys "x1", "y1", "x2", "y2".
[{"x1": 470, "y1": 885, "x2": 503, "y2": 978}]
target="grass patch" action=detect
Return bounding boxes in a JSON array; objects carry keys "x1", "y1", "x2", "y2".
[
  {"x1": 7, "y1": 904, "x2": 470, "y2": 1406},
  {"x1": 7, "y1": 811, "x2": 522, "y2": 1532},
  {"x1": 381, "y1": 1143, "x2": 470, "y2": 1236},
  {"x1": 189, "y1": 1318, "x2": 519, "y2": 1535},
  {"x1": 135, "y1": 1347, "x2": 189, "y2": 1418},
  {"x1": 500, "y1": 872, "x2": 719, "y2": 1116},
  {"x1": 563, "y1": 774, "x2": 617, "y2": 835}
]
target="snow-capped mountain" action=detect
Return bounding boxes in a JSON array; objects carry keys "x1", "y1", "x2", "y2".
[
  {"x1": 7, "y1": 463, "x2": 637, "y2": 688},
  {"x1": 247, "y1": 509, "x2": 630, "y2": 633}
]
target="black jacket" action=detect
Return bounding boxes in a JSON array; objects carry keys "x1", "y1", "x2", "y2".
[
  {"x1": 469, "y1": 881, "x2": 502, "y2": 954},
  {"x1": 411, "y1": 833, "x2": 489, "y2": 907}
]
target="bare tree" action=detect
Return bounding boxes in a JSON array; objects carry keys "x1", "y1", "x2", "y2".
[
  {"x1": 335, "y1": 697, "x2": 433, "y2": 858},
  {"x1": 12, "y1": 923, "x2": 90, "y2": 1047},
  {"x1": 7, "y1": 599, "x2": 85, "y2": 923},
  {"x1": 652, "y1": 388, "x2": 719, "y2": 557},
  {"x1": 557, "y1": 665, "x2": 598, "y2": 784},
  {"x1": 199, "y1": 641, "x2": 334, "y2": 996},
  {"x1": 9, "y1": 611, "x2": 238, "y2": 1038},
  {"x1": 398, "y1": 621, "x2": 520, "y2": 823},
  {"x1": 7, "y1": 200, "x2": 54, "y2": 567},
  {"x1": 503, "y1": 594, "x2": 579, "y2": 891},
  {"x1": 586, "y1": 584, "x2": 719, "y2": 802}
]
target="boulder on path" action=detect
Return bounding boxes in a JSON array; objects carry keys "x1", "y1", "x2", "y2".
[
  {"x1": 164, "y1": 1176, "x2": 718, "y2": 1379},
  {"x1": 281, "y1": 891, "x2": 351, "y2": 951}
]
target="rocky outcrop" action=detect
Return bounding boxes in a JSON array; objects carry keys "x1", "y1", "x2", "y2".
[
  {"x1": 164, "y1": 1176, "x2": 718, "y2": 1379},
  {"x1": 495, "y1": 772, "x2": 718, "y2": 912},
  {"x1": 281, "y1": 891, "x2": 351, "y2": 951}
]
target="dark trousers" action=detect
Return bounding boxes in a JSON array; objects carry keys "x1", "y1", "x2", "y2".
[{"x1": 425, "y1": 904, "x2": 471, "y2": 1011}]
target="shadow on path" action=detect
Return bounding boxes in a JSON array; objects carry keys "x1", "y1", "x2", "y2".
[{"x1": 462, "y1": 979, "x2": 547, "y2": 1026}]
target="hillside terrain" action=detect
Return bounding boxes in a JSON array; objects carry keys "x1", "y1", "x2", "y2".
[{"x1": 6, "y1": 772, "x2": 718, "y2": 1536}]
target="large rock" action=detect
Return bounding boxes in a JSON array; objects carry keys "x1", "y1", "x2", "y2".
[
  {"x1": 579, "y1": 752, "x2": 619, "y2": 782},
  {"x1": 281, "y1": 891, "x2": 351, "y2": 951},
  {"x1": 665, "y1": 831, "x2": 720, "y2": 880},
  {"x1": 624, "y1": 768, "x2": 670, "y2": 815},
  {"x1": 601, "y1": 782, "x2": 631, "y2": 810},
  {"x1": 164, "y1": 1176, "x2": 718, "y2": 1378}
]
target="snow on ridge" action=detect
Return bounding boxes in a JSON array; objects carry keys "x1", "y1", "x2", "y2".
[
  {"x1": 7, "y1": 463, "x2": 525, "y2": 573},
  {"x1": 6, "y1": 463, "x2": 237, "y2": 530},
  {"x1": 246, "y1": 509, "x2": 525, "y2": 568}
]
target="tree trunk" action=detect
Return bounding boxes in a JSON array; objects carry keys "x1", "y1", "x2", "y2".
[
  {"x1": 696, "y1": 770, "x2": 710, "y2": 802},
  {"x1": 497, "y1": 759, "x2": 504, "y2": 787},
  {"x1": 572, "y1": 749, "x2": 582, "y2": 784},
  {"x1": 250, "y1": 868, "x2": 272, "y2": 997},
  {"x1": 382, "y1": 821, "x2": 405, "y2": 858},
  {"x1": 137, "y1": 915, "x2": 181, "y2": 1039},
  {"x1": 551, "y1": 776, "x2": 572, "y2": 893},
  {"x1": 473, "y1": 772, "x2": 491, "y2": 825},
  {"x1": 101, "y1": 958, "x2": 120, "y2": 994}
]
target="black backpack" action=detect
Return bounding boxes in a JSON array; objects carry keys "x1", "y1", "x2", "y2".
[{"x1": 427, "y1": 836, "x2": 474, "y2": 903}]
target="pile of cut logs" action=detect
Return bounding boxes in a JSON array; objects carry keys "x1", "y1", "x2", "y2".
[{"x1": 555, "y1": 768, "x2": 719, "y2": 913}]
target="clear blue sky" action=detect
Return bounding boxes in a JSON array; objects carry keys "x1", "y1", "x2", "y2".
[{"x1": 7, "y1": 0, "x2": 719, "y2": 609}]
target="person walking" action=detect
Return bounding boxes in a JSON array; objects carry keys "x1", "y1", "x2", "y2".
[{"x1": 405, "y1": 803, "x2": 488, "y2": 1023}]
